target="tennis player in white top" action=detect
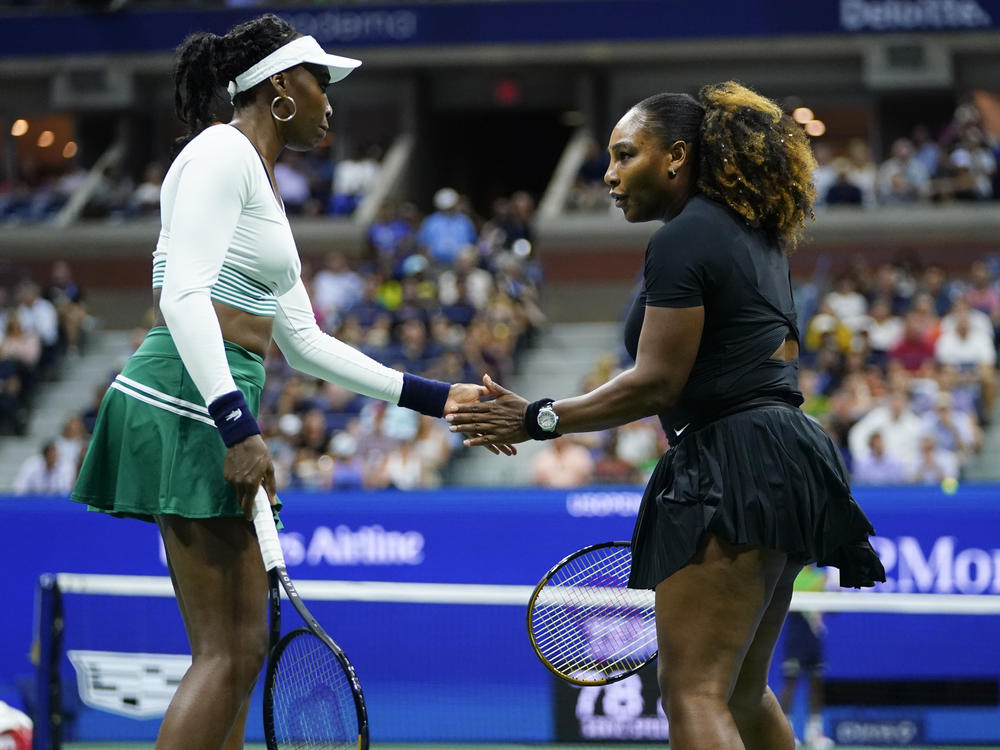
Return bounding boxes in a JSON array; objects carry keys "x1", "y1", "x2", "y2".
[{"x1": 72, "y1": 14, "x2": 507, "y2": 750}]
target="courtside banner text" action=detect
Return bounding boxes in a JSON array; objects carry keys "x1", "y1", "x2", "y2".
[
  {"x1": 3, "y1": 484, "x2": 1000, "y2": 743},
  {"x1": 2, "y1": 1, "x2": 999, "y2": 58}
]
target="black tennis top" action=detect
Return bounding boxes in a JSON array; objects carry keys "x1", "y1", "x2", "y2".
[{"x1": 623, "y1": 193, "x2": 803, "y2": 436}]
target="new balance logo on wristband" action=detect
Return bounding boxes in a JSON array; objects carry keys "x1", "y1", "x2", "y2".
[{"x1": 225, "y1": 408, "x2": 243, "y2": 422}]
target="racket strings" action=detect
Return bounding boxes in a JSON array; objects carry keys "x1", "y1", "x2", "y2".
[
  {"x1": 530, "y1": 545, "x2": 656, "y2": 682},
  {"x1": 269, "y1": 631, "x2": 360, "y2": 749}
]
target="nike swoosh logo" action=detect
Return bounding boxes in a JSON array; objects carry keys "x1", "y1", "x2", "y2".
[{"x1": 673, "y1": 424, "x2": 689, "y2": 437}]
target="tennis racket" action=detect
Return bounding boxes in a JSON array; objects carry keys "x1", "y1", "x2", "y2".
[
  {"x1": 527, "y1": 541, "x2": 657, "y2": 686},
  {"x1": 252, "y1": 487, "x2": 370, "y2": 750}
]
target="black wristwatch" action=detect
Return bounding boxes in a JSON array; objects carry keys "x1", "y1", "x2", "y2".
[
  {"x1": 525, "y1": 398, "x2": 561, "y2": 440},
  {"x1": 536, "y1": 402, "x2": 560, "y2": 433}
]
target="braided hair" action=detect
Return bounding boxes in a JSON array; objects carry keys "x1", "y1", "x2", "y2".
[
  {"x1": 173, "y1": 13, "x2": 298, "y2": 151},
  {"x1": 634, "y1": 81, "x2": 817, "y2": 248}
]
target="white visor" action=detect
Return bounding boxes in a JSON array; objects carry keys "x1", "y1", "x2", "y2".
[{"x1": 227, "y1": 35, "x2": 361, "y2": 102}]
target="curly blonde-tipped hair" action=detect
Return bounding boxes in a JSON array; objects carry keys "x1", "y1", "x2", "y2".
[
  {"x1": 697, "y1": 82, "x2": 816, "y2": 247},
  {"x1": 634, "y1": 81, "x2": 817, "y2": 248}
]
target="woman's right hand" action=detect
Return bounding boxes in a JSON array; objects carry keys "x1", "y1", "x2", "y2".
[{"x1": 223, "y1": 434, "x2": 276, "y2": 519}]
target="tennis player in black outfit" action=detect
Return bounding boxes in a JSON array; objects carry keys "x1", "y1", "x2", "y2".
[{"x1": 447, "y1": 81, "x2": 885, "y2": 750}]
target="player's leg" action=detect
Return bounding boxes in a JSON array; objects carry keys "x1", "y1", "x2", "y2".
[
  {"x1": 654, "y1": 534, "x2": 789, "y2": 750},
  {"x1": 154, "y1": 515, "x2": 269, "y2": 750},
  {"x1": 728, "y1": 560, "x2": 801, "y2": 750},
  {"x1": 161, "y1": 534, "x2": 255, "y2": 750}
]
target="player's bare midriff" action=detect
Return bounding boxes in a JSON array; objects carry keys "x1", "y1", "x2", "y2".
[
  {"x1": 152, "y1": 289, "x2": 273, "y2": 359},
  {"x1": 770, "y1": 337, "x2": 799, "y2": 362}
]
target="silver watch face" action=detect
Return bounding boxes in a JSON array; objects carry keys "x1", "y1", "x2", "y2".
[{"x1": 537, "y1": 405, "x2": 559, "y2": 432}]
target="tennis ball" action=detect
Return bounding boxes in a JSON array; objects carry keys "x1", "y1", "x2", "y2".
[{"x1": 941, "y1": 477, "x2": 959, "y2": 495}]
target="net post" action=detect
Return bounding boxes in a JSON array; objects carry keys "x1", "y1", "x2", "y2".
[{"x1": 33, "y1": 574, "x2": 63, "y2": 750}]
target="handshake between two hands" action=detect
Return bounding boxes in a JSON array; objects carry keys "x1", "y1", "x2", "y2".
[{"x1": 445, "y1": 374, "x2": 531, "y2": 456}]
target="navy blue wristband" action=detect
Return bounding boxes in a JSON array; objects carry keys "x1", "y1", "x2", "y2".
[
  {"x1": 399, "y1": 373, "x2": 451, "y2": 417},
  {"x1": 208, "y1": 390, "x2": 261, "y2": 447}
]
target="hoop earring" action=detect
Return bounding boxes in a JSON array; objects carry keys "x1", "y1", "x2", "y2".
[
  {"x1": 270, "y1": 95, "x2": 297, "y2": 123},
  {"x1": 668, "y1": 168, "x2": 677, "y2": 179}
]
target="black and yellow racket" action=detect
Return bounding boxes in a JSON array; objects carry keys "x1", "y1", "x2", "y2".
[
  {"x1": 253, "y1": 488, "x2": 370, "y2": 750},
  {"x1": 527, "y1": 541, "x2": 657, "y2": 686}
]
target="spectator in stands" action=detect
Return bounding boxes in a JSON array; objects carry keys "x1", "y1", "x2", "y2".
[
  {"x1": 16, "y1": 281, "x2": 59, "y2": 376},
  {"x1": 944, "y1": 126, "x2": 996, "y2": 201},
  {"x1": 823, "y1": 158, "x2": 864, "y2": 206},
  {"x1": 845, "y1": 137, "x2": 878, "y2": 207},
  {"x1": 570, "y1": 134, "x2": 612, "y2": 211},
  {"x1": 45, "y1": 260, "x2": 90, "y2": 356},
  {"x1": 910, "y1": 124, "x2": 941, "y2": 180},
  {"x1": 810, "y1": 142, "x2": 837, "y2": 208},
  {"x1": 934, "y1": 300, "x2": 997, "y2": 421},
  {"x1": 862, "y1": 297, "x2": 904, "y2": 357},
  {"x1": 12, "y1": 440, "x2": 75, "y2": 495},
  {"x1": 821, "y1": 274, "x2": 868, "y2": 333},
  {"x1": 130, "y1": 161, "x2": 165, "y2": 217},
  {"x1": 531, "y1": 436, "x2": 595, "y2": 488},
  {"x1": 54, "y1": 414, "x2": 88, "y2": 481},
  {"x1": 417, "y1": 187, "x2": 478, "y2": 267},
  {"x1": 911, "y1": 433, "x2": 959, "y2": 485},
  {"x1": 0, "y1": 314, "x2": 41, "y2": 373},
  {"x1": 326, "y1": 431, "x2": 365, "y2": 489},
  {"x1": 917, "y1": 265, "x2": 956, "y2": 317},
  {"x1": 366, "y1": 201, "x2": 418, "y2": 274},
  {"x1": 877, "y1": 138, "x2": 931, "y2": 204},
  {"x1": 273, "y1": 150, "x2": 314, "y2": 215},
  {"x1": 311, "y1": 251, "x2": 364, "y2": 330},
  {"x1": 329, "y1": 143, "x2": 381, "y2": 216},
  {"x1": 848, "y1": 389, "x2": 923, "y2": 472},
  {"x1": 888, "y1": 310, "x2": 937, "y2": 372},
  {"x1": 851, "y1": 430, "x2": 908, "y2": 484},
  {"x1": 963, "y1": 260, "x2": 1000, "y2": 329},
  {"x1": 922, "y1": 391, "x2": 981, "y2": 466}
]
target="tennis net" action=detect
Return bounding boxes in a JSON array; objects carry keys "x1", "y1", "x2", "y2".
[{"x1": 33, "y1": 573, "x2": 1000, "y2": 748}]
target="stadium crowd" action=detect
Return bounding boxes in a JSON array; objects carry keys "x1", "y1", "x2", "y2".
[
  {"x1": 570, "y1": 100, "x2": 999, "y2": 213},
  {"x1": 7, "y1": 185, "x2": 547, "y2": 493},
  {"x1": 549, "y1": 256, "x2": 999, "y2": 490},
  {"x1": 3, "y1": 96, "x2": 999, "y2": 494}
]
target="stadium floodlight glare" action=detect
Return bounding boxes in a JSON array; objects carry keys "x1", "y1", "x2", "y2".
[
  {"x1": 62, "y1": 142, "x2": 78, "y2": 159},
  {"x1": 792, "y1": 107, "x2": 814, "y2": 124},
  {"x1": 805, "y1": 119, "x2": 827, "y2": 137},
  {"x1": 37, "y1": 130, "x2": 55, "y2": 148},
  {"x1": 10, "y1": 119, "x2": 28, "y2": 137}
]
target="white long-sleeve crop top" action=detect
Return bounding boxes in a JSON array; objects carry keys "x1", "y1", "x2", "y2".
[{"x1": 155, "y1": 124, "x2": 403, "y2": 407}]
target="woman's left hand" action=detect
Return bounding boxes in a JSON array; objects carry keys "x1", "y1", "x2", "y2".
[
  {"x1": 445, "y1": 381, "x2": 518, "y2": 456},
  {"x1": 447, "y1": 374, "x2": 530, "y2": 449}
]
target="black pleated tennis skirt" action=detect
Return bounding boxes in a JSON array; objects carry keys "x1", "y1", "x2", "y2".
[{"x1": 628, "y1": 401, "x2": 886, "y2": 590}]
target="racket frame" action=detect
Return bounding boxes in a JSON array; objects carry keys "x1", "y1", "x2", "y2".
[
  {"x1": 526, "y1": 540, "x2": 658, "y2": 687},
  {"x1": 254, "y1": 489, "x2": 370, "y2": 750}
]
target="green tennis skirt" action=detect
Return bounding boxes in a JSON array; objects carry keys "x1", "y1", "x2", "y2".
[{"x1": 71, "y1": 327, "x2": 266, "y2": 522}]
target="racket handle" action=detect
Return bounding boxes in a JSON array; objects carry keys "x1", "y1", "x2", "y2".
[{"x1": 252, "y1": 486, "x2": 285, "y2": 572}]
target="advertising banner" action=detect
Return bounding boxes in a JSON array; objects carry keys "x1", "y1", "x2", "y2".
[{"x1": 3, "y1": 484, "x2": 1000, "y2": 743}]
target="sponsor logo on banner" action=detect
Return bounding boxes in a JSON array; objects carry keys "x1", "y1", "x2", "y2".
[
  {"x1": 67, "y1": 650, "x2": 190, "y2": 718},
  {"x1": 834, "y1": 718, "x2": 923, "y2": 745},
  {"x1": 554, "y1": 669, "x2": 668, "y2": 742},
  {"x1": 840, "y1": 0, "x2": 992, "y2": 31},
  {"x1": 871, "y1": 535, "x2": 1000, "y2": 594},
  {"x1": 566, "y1": 491, "x2": 642, "y2": 518},
  {"x1": 160, "y1": 524, "x2": 425, "y2": 568},
  {"x1": 282, "y1": 10, "x2": 418, "y2": 43}
]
